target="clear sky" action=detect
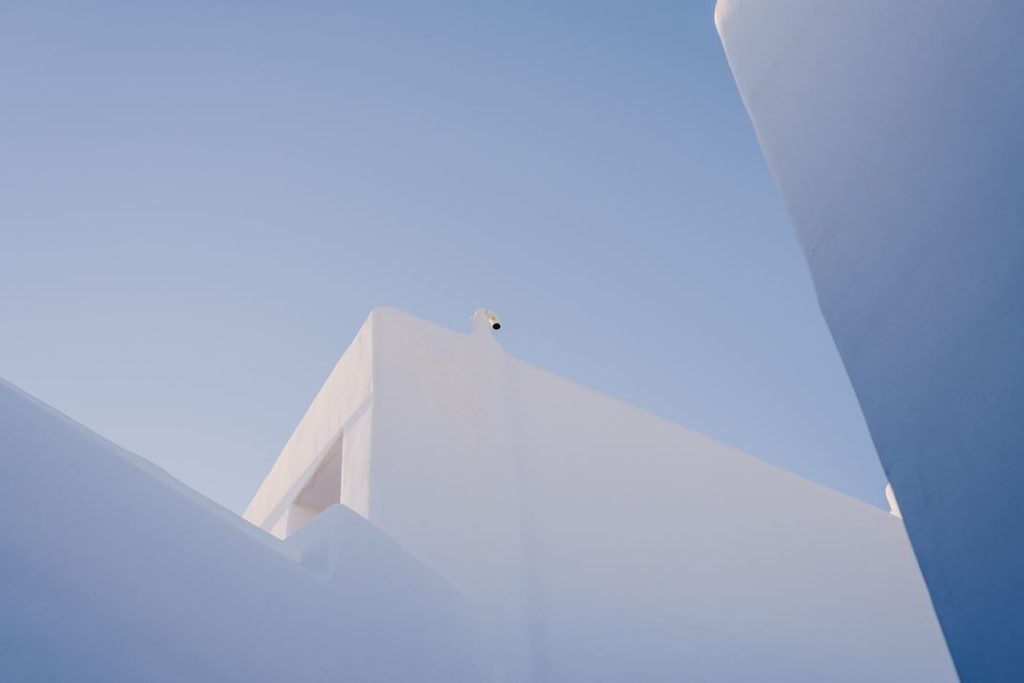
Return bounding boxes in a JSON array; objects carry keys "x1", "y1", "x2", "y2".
[{"x1": 0, "y1": 1, "x2": 886, "y2": 513}]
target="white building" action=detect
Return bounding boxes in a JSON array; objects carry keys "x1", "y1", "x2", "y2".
[
  {"x1": 244, "y1": 307, "x2": 955, "y2": 681},
  {"x1": 716, "y1": 2, "x2": 1024, "y2": 678}
]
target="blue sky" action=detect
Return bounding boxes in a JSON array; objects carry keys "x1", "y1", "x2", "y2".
[{"x1": 0, "y1": 1, "x2": 886, "y2": 513}]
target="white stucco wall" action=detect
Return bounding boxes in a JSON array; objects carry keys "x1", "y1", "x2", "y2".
[
  {"x1": 244, "y1": 313, "x2": 376, "y2": 532},
  {"x1": 246, "y1": 308, "x2": 956, "y2": 681},
  {"x1": 716, "y1": 1, "x2": 1024, "y2": 678},
  {"x1": 0, "y1": 375, "x2": 473, "y2": 682}
]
